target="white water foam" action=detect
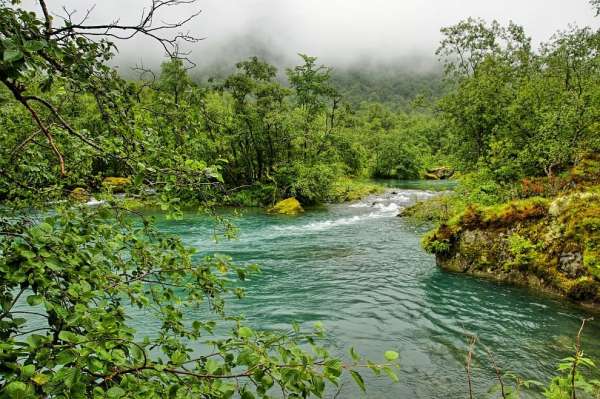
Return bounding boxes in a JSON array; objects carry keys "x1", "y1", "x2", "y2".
[
  {"x1": 279, "y1": 211, "x2": 391, "y2": 233},
  {"x1": 259, "y1": 189, "x2": 445, "y2": 238},
  {"x1": 348, "y1": 202, "x2": 371, "y2": 208},
  {"x1": 86, "y1": 198, "x2": 106, "y2": 206}
]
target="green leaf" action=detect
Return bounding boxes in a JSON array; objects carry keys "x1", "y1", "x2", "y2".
[
  {"x1": 4, "y1": 48, "x2": 24, "y2": 63},
  {"x1": 56, "y1": 349, "x2": 77, "y2": 365},
  {"x1": 349, "y1": 347, "x2": 361, "y2": 362},
  {"x1": 238, "y1": 326, "x2": 254, "y2": 338},
  {"x1": 32, "y1": 373, "x2": 49, "y2": 386},
  {"x1": 26, "y1": 295, "x2": 42, "y2": 306},
  {"x1": 205, "y1": 358, "x2": 219, "y2": 374},
  {"x1": 24, "y1": 40, "x2": 46, "y2": 52},
  {"x1": 291, "y1": 321, "x2": 300, "y2": 333},
  {"x1": 240, "y1": 390, "x2": 255, "y2": 399},
  {"x1": 383, "y1": 366, "x2": 399, "y2": 383},
  {"x1": 20, "y1": 250, "x2": 36, "y2": 259},
  {"x1": 4, "y1": 381, "x2": 31, "y2": 399},
  {"x1": 350, "y1": 370, "x2": 366, "y2": 392},
  {"x1": 384, "y1": 350, "x2": 399, "y2": 361},
  {"x1": 58, "y1": 331, "x2": 80, "y2": 343},
  {"x1": 107, "y1": 386, "x2": 126, "y2": 399},
  {"x1": 20, "y1": 364, "x2": 35, "y2": 378},
  {"x1": 170, "y1": 350, "x2": 186, "y2": 365}
]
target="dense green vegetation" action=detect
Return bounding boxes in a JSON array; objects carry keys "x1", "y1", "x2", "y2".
[
  {"x1": 0, "y1": 1, "x2": 403, "y2": 398},
  {"x1": 1, "y1": 0, "x2": 600, "y2": 397},
  {"x1": 411, "y1": 7, "x2": 600, "y2": 398},
  {"x1": 420, "y1": 6, "x2": 600, "y2": 285},
  {"x1": 0, "y1": 51, "x2": 444, "y2": 207},
  {"x1": 437, "y1": 16, "x2": 600, "y2": 182}
]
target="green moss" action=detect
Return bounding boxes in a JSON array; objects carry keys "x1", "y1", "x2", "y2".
[
  {"x1": 423, "y1": 180, "x2": 600, "y2": 303},
  {"x1": 505, "y1": 233, "x2": 538, "y2": 271},
  {"x1": 566, "y1": 278, "x2": 600, "y2": 301},
  {"x1": 422, "y1": 224, "x2": 457, "y2": 255},
  {"x1": 422, "y1": 231, "x2": 451, "y2": 255},
  {"x1": 479, "y1": 197, "x2": 549, "y2": 227},
  {"x1": 430, "y1": 197, "x2": 549, "y2": 231},
  {"x1": 121, "y1": 197, "x2": 146, "y2": 210},
  {"x1": 570, "y1": 154, "x2": 600, "y2": 186},
  {"x1": 327, "y1": 178, "x2": 384, "y2": 202},
  {"x1": 69, "y1": 187, "x2": 89, "y2": 202},
  {"x1": 102, "y1": 176, "x2": 131, "y2": 193},
  {"x1": 584, "y1": 245, "x2": 600, "y2": 279},
  {"x1": 418, "y1": 156, "x2": 600, "y2": 304},
  {"x1": 267, "y1": 197, "x2": 304, "y2": 215},
  {"x1": 400, "y1": 195, "x2": 455, "y2": 223}
]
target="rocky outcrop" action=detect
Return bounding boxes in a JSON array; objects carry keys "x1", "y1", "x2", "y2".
[
  {"x1": 422, "y1": 191, "x2": 600, "y2": 304},
  {"x1": 424, "y1": 166, "x2": 454, "y2": 180},
  {"x1": 268, "y1": 197, "x2": 304, "y2": 215}
]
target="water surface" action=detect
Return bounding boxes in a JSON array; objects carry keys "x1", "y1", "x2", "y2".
[{"x1": 150, "y1": 181, "x2": 599, "y2": 398}]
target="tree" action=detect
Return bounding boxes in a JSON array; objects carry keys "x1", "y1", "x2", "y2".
[
  {"x1": 0, "y1": 2, "x2": 398, "y2": 398},
  {"x1": 436, "y1": 15, "x2": 600, "y2": 178}
]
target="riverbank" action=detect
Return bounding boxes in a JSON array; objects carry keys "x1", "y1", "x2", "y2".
[
  {"x1": 222, "y1": 178, "x2": 385, "y2": 208},
  {"x1": 403, "y1": 157, "x2": 600, "y2": 307},
  {"x1": 75, "y1": 177, "x2": 387, "y2": 211}
]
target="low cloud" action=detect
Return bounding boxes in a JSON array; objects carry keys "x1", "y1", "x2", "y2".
[{"x1": 24, "y1": 0, "x2": 599, "y2": 70}]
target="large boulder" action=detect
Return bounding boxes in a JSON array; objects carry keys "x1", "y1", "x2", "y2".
[
  {"x1": 69, "y1": 187, "x2": 90, "y2": 202},
  {"x1": 268, "y1": 197, "x2": 304, "y2": 215}
]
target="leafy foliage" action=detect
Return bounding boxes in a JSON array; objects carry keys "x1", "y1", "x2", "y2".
[
  {"x1": 437, "y1": 16, "x2": 600, "y2": 179},
  {"x1": 1, "y1": 204, "x2": 401, "y2": 398},
  {"x1": 0, "y1": 1, "x2": 404, "y2": 398}
]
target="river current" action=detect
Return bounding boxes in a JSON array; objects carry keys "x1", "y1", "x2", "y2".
[{"x1": 145, "y1": 181, "x2": 599, "y2": 398}]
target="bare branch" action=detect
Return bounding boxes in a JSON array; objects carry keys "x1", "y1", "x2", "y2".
[
  {"x1": 38, "y1": 0, "x2": 52, "y2": 38},
  {"x1": 465, "y1": 334, "x2": 477, "y2": 399},
  {"x1": 50, "y1": 0, "x2": 203, "y2": 59},
  {"x1": 571, "y1": 317, "x2": 594, "y2": 399},
  {"x1": 484, "y1": 345, "x2": 506, "y2": 399}
]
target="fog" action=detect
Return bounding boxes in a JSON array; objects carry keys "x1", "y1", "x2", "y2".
[{"x1": 24, "y1": 0, "x2": 599, "y2": 71}]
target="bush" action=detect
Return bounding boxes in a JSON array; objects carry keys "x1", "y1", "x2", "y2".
[{"x1": 275, "y1": 162, "x2": 341, "y2": 204}]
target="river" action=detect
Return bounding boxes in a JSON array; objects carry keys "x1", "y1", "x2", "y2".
[{"x1": 145, "y1": 181, "x2": 599, "y2": 398}]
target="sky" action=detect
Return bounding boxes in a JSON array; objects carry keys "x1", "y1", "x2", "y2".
[{"x1": 25, "y1": 0, "x2": 599, "y2": 70}]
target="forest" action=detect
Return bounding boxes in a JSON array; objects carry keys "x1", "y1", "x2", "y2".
[{"x1": 1, "y1": 0, "x2": 600, "y2": 398}]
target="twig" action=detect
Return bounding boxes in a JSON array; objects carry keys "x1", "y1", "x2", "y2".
[
  {"x1": 571, "y1": 317, "x2": 594, "y2": 399},
  {"x1": 466, "y1": 334, "x2": 477, "y2": 399},
  {"x1": 484, "y1": 345, "x2": 506, "y2": 399}
]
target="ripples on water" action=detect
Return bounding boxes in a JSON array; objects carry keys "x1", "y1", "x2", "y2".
[{"x1": 147, "y1": 182, "x2": 600, "y2": 398}]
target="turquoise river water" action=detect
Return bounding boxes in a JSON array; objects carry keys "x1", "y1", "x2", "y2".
[{"x1": 144, "y1": 181, "x2": 599, "y2": 398}]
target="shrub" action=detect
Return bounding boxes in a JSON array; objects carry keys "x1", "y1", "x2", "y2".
[{"x1": 275, "y1": 162, "x2": 341, "y2": 204}]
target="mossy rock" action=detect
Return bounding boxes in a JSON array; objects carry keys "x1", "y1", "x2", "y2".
[
  {"x1": 567, "y1": 278, "x2": 600, "y2": 301},
  {"x1": 102, "y1": 177, "x2": 131, "y2": 193},
  {"x1": 122, "y1": 197, "x2": 146, "y2": 210},
  {"x1": 268, "y1": 197, "x2": 304, "y2": 215},
  {"x1": 425, "y1": 183, "x2": 600, "y2": 304},
  {"x1": 69, "y1": 187, "x2": 90, "y2": 202},
  {"x1": 426, "y1": 166, "x2": 454, "y2": 180}
]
